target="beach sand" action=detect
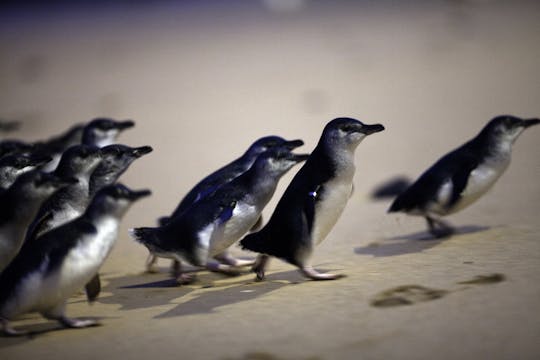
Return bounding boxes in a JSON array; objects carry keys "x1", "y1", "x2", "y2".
[{"x1": 1, "y1": 1, "x2": 539, "y2": 359}]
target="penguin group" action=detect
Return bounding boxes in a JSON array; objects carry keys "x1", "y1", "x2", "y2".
[
  {"x1": 0, "y1": 118, "x2": 152, "y2": 335},
  {"x1": 1, "y1": 114, "x2": 538, "y2": 335}
]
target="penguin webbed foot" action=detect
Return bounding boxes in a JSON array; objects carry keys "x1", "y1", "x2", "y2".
[
  {"x1": 59, "y1": 316, "x2": 99, "y2": 329},
  {"x1": 1, "y1": 319, "x2": 28, "y2": 337},
  {"x1": 251, "y1": 254, "x2": 270, "y2": 281},
  {"x1": 205, "y1": 261, "x2": 242, "y2": 276},
  {"x1": 426, "y1": 216, "x2": 455, "y2": 239},
  {"x1": 213, "y1": 252, "x2": 255, "y2": 267},
  {"x1": 300, "y1": 266, "x2": 346, "y2": 281}
]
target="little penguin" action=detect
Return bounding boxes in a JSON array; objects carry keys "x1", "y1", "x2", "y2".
[
  {"x1": 240, "y1": 117, "x2": 385, "y2": 281},
  {"x1": 33, "y1": 124, "x2": 86, "y2": 173},
  {"x1": 0, "y1": 140, "x2": 34, "y2": 158},
  {"x1": 0, "y1": 184, "x2": 151, "y2": 335},
  {"x1": 148, "y1": 136, "x2": 304, "y2": 272},
  {"x1": 0, "y1": 171, "x2": 75, "y2": 273},
  {"x1": 0, "y1": 153, "x2": 52, "y2": 191},
  {"x1": 131, "y1": 147, "x2": 309, "y2": 284},
  {"x1": 82, "y1": 118, "x2": 135, "y2": 148},
  {"x1": 388, "y1": 115, "x2": 540, "y2": 238},
  {"x1": 24, "y1": 145, "x2": 103, "y2": 244}
]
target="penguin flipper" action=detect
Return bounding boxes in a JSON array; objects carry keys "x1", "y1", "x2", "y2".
[
  {"x1": 85, "y1": 273, "x2": 101, "y2": 303},
  {"x1": 26, "y1": 211, "x2": 54, "y2": 243},
  {"x1": 447, "y1": 159, "x2": 478, "y2": 209}
]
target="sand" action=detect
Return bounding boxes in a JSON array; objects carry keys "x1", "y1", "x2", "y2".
[{"x1": 1, "y1": 1, "x2": 539, "y2": 359}]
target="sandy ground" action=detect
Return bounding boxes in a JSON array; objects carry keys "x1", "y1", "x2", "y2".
[{"x1": 1, "y1": 1, "x2": 539, "y2": 359}]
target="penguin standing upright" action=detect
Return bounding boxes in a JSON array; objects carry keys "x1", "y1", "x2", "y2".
[
  {"x1": 0, "y1": 171, "x2": 75, "y2": 272},
  {"x1": 131, "y1": 147, "x2": 308, "y2": 284},
  {"x1": 241, "y1": 118, "x2": 385, "y2": 281},
  {"x1": 147, "y1": 136, "x2": 304, "y2": 272},
  {"x1": 388, "y1": 115, "x2": 540, "y2": 237},
  {"x1": 24, "y1": 145, "x2": 103, "y2": 243},
  {"x1": 0, "y1": 184, "x2": 150, "y2": 335}
]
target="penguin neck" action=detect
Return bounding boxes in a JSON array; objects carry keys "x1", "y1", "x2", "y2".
[
  {"x1": 238, "y1": 166, "x2": 280, "y2": 203},
  {"x1": 316, "y1": 140, "x2": 357, "y2": 178},
  {"x1": 89, "y1": 170, "x2": 121, "y2": 197}
]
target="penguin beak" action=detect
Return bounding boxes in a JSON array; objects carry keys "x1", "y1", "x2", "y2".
[
  {"x1": 522, "y1": 118, "x2": 540, "y2": 128},
  {"x1": 359, "y1": 124, "x2": 385, "y2": 135},
  {"x1": 131, "y1": 146, "x2": 153, "y2": 157},
  {"x1": 117, "y1": 120, "x2": 135, "y2": 130},
  {"x1": 127, "y1": 189, "x2": 152, "y2": 201},
  {"x1": 283, "y1": 139, "x2": 304, "y2": 150}
]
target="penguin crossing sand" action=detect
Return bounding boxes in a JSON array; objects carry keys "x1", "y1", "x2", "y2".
[
  {"x1": 388, "y1": 115, "x2": 540, "y2": 238},
  {"x1": 0, "y1": 184, "x2": 150, "y2": 335},
  {"x1": 130, "y1": 147, "x2": 308, "y2": 284},
  {"x1": 240, "y1": 118, "x2": 385, "y2": 281}
]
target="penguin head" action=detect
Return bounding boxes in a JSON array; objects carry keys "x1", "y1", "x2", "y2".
[
  {"x1": 90, "y1": 183, "x2": 151, "y2": 217},
  {"x1": 322, "y1": 117, "x2": 385, "y2": 151},
  {"x1": 484, "y1": 115, "x2": 540, "y2": 146},
  {"x1": 0, "y1": 139, "x2": 33, "y2": 157},
  {"x1": 82, "y1": 118, "x2": 135, "y2": 147},
  {"x1": 0, "y1": 153, "x2": 52, "y2": 188},
  {"x1": 252, "y1": 147, "x2": 309, "y2": 177},
  {"x1": 56, "y1": 144, "x2": 103, "y2": 178},
  {"x1": 246, "y1": 136, "x2": 305, "y2": 158},
  {"x1": 95, "y1": 144, "x2": 153, "y2": 177}
]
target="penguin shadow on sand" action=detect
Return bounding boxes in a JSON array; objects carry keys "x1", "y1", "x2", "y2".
[
  {"x1": 96, "y1": 268, "x2": 299, "y2": 317},
  {"x1": 154, "y1": 270, "x2": 303, "y2": 319},
  {"x1": 354, "y1": 224, "x2": 490, "y2": 257}
]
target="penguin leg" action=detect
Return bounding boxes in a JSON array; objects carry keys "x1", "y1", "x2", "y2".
[
  {"x1": 299, "y1": 266, "x2": 346, "y2": 281},
  {"x1": 251, "y1": 254, "x2": 270, "y2": 281},
  {"x1": 213, "y1": 251, "x2": 255, "y2": 267},
  {"x1": 172, "y1": 260, "x2": 196, "y2": 285},
  {"x1": 1, "y1": 318, "x2": 28, "y2": 336},
  {"x1": 426, "y1": 216, "x2": 454, "y2": 238},
  {"x1": 42, "y1": 302, "x2": 99, "y2": 329},
  {"x1": 145, "y1": 253, "x2": 159, "y2": 273}
]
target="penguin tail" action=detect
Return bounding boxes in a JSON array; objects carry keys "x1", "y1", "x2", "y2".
[
  {"x1": 129, "y1": 227, "x2": 160, "y2": 249},
  {"x1": 240, "y1": 231, "x2": 269, "y2": 254}
]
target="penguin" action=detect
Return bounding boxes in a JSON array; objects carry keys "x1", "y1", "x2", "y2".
[
  {"x1": 24, "y1": 145, "x2": 103, "y2": 244},
  {"x1": 0, "y1": 140, "x2": 33, "y2": 158},
  {"x1": 89, "y1": 144, "x2": 153, "y2": 197},
  {"x1": 0, "y1": 153, "x2": 52, "y2": 191},
  {"x1": 0, "y1": 171, "x2": 75, "y2": 273},
  {"x1": 388, "y1": 115, "x2": 540, "y2": 238},
  {"x1": 81, "y1": 118, "x2": 135, "y2": 148},
  {"x1": 131, "y1": 147, "x2": 309, "y2": 284},
  {"x1": 147, "y1": 136, "x2": 304, "y2": 272},
  {"x1": 0, "y1": 184, "x2": 150, "y2": 335},
  {"x1": 240, "y1": 118, "x2": 385, "y2": 281},
  {"x1": 162, "y1": 135, "x2": 305, "y2": 224},
  {"x1": 33, "y1": 124, "x2": 85, "y2": 173}
]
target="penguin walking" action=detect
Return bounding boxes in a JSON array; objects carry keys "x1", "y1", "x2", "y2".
[
  {"x1": 388, "y1": 115, "x2": 540, "y2": 237},
  {"x1": 24, "y1": 145, "x2": 103, "y2": 244},
  {"x1": 0, "y1": 184, "x2": 150, "y2": 335},
  {"x1": 147, "y1": 136, "x2": 304, "y2": 272},
  {"x1": 131, "y1": 147, "x2": 308, "y2": 284},
  {"x1": 240, "y1": 118, "x2": 385, "y2": 281},
  {"x1": 0, "y1": 171, "x2": 75, "y2": 272},
  {"x1": 0, "y1": 153, "x2": 52, "y2": 191}
]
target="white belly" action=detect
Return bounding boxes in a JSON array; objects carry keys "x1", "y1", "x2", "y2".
[
  {"x1": 311, "y1": 177, "x2": 353, "y2": 245},
  {"x1": 2, "y1": 218, "x2": 119, "y2": 317},
  {"x1": 429, "y1": 158, "x2": 510, "y2": 216},
  {"x1": 208, "y1": 202, "x2": 259, "y2": 257}
]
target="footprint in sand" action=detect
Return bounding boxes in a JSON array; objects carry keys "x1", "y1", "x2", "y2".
[{"x1": 370, "y1": 273, "x2": 505, "y2": 308}]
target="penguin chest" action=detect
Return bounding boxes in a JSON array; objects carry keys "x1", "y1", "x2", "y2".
[
  {"x1": 451, "y1": 158, "x2": 510, "y2": 213},
  {"x1": 431, "y1": 157, "x2": 510, "y2": 215},
  {"x1": 311, "y1": 177, "x2": 354, "y2": 245},
  {"x1": 48, "y1": 218, "x2": 118, "y2": 302},
  {"x1": 208, "y1": 202, "x2": 259, "y2": 257},
  {"x1": 52, "y1": 204, "x2": 83, "y2": 228}
]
